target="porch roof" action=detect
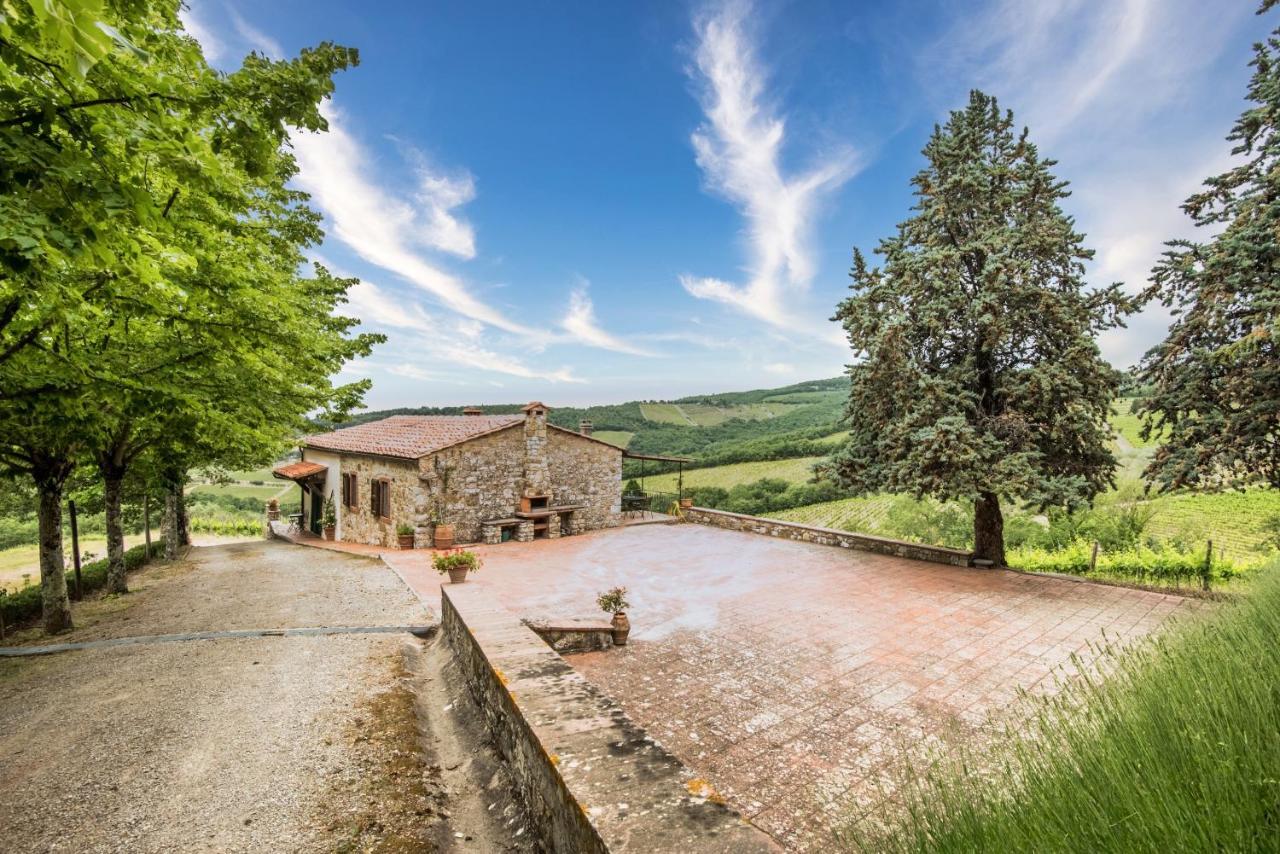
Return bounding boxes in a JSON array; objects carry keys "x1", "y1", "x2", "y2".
[{"x1": 272, "y1": 460, "x2": 328, "y2": 481}]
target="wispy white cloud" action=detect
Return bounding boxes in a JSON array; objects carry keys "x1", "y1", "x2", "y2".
[
  {"x1": 339, "y1": 273, "x2": 582, "y2": 384},
  {"x1": 680, "y1": 0, "x2": 859, "y2": 330},
  {"x1": 291, "y1": 104, "x2": 537, "y2": 336},
  {"x1": 178, "y1": 3, "x2": 223, "y2": 62},
  {"x1": 560, "y1": 281, "x2": 656, "y2": 357},
  {"x1": 924, "y1": 0, "x2": 1254, "y2": 367},
  {"x1": 227, "y1": 7, "x2": 284, "y2": 60}
]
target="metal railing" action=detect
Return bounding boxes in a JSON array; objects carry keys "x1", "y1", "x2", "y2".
[{"x1": 621, "y1": 491, "x2": 682, "y2": 516}]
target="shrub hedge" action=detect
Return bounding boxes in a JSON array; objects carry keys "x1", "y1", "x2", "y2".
[{"x1": 0, "y1": 539, "x2": 165, "y2": 627}]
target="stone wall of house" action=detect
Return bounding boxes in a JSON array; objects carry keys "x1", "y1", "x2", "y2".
[
  {"x1": 545, "y1": 427, "x2": 621, "y2": 532},
  {"x1": 415, "y1": 423, "x2": 622, "y2": 545},
  {"x1": 335, "y1": 454, "x2": 419, "y2": 548}
]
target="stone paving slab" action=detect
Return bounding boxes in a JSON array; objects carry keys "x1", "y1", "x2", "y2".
[{"x1": 380, "y1": 523, "x2": 1201, "y2": 850}]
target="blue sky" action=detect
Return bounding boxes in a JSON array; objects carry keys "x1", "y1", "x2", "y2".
[{"x1": 181, "y1": 0, "x2": 1264, "y2": 408}]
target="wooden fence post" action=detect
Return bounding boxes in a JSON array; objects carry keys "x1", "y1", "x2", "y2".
[
  {"x1": 69, "y1": 499, "x2": 83, "y2": 601},
  {"x1": 1202, "y1": 539, "x2": 1213, "y2": 592}
]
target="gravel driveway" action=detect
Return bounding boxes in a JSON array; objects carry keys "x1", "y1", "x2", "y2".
[{"x1": 0, "y1": 541, "x2": 437, "y2": 853}]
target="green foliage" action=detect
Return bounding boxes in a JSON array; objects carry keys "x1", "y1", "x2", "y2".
[
  {"x1": 395, "y1": 522, "x2": 414, "y2": 536},
  {"x1": 1139, "y1": 11, "x2": 1280, "y2": 491},
  {"x1": 1006, "y1": 540, "x2": 1264, "y2": 585},
  {"x1": 596, "y1": 586, "x2": 629, "y2": 615},
  {"x1": 321, "y1": 493, "x2": 336, "y2": 528},
  {"x1": 686, "y1": 476, "x2": 844, "y2": 517},
  {"x1": 623, "y1": 479, "x2": 645, "y2": 496},
  {"x1": 432, "y1": 549, "x2": 480, "y2": 574},
  {"x1": 0, "y1": 537, "x2": 164, "y2": 626},
  {"x1": 830, "y1": 90, "x2": 1134, "y2": 563},
  {"x1": 851, "y1": 561, "x2": 1280, "y2": 852}
]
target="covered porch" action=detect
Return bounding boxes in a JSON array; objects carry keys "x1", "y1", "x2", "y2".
[{"x1": 271, "y1": 461, "x2": 329, "y2": 535}]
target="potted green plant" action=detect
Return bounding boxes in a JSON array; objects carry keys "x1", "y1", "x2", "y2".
[
  {"x1": 433, "y1": 465, "x2": 454, "y2": 549},
  {"x1": 396, "y1": 523, "x2": 415, "y2": 550},
  {"x1": 433, "y1": 549, "x2": 480, "y2": 584},
  {"x1": 597, "y1": 586, "x2": 631, "y2": 646},
  {"x1": 320, "y1": 492, "x2": 337, "y2": 540}
]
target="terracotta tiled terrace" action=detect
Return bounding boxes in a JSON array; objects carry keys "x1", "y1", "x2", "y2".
[{"x1": 300, "y1": 522, "x2": 1199, "y2": 850}]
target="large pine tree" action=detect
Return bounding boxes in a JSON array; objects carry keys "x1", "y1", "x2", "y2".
[
  {"x1": 1138, "y1": 4, "x2": 1280, "y2": 491},
  {"x1": 829, "y1": 91, "x2": 1134, "y2": 565}
]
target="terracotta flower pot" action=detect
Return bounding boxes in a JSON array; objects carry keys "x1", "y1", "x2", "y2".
[
  {"x1": 323, "y1": 525, "x2": 335, "y2": 541},
  {"x1": 434, "y1": 523, "x2": 455, "y2": 550},
  {"x1": 397, "y1": 533, "x2": 415, "y2": 550},
  {"x1": 610, "y1": 612, "x2": 630, "y2": 646},
  {"x1": 447, "y1": 566, "x2": 469, "y2": 584},
  {"x1": 679, "y1": 497, "x2": 693, "y2": 510}
]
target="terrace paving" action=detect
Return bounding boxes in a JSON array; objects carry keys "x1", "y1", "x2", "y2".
[{"x1": 381, "y1": 523, "x2": 1196, "y2": 850}]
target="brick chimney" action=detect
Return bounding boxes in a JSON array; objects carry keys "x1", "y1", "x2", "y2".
[
  {"x1": 579, "y1": 419, "x2": 593, "y2": 436},
  {"x1": 462, "y1": 407, "x2": 483, "y2": 416},
  {"x1": 521, "y1": 401, "x2": 550, "y2": 500}
]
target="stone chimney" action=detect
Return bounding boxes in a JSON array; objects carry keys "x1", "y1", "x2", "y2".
[
  {"x1": 521, "y1": 401, "x2": 550, "y2": 499},
  {"x1": 462, "y1": 407, "x2": 483, "y2": 416},
  {"x1": 579, "y1": 419, "x2": 593, "y2": 436}
]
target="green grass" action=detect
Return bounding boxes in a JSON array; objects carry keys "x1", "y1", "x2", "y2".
[
  {"x1": 639, "y1": 402, "x2": 693, "y2": 425},
  {"x1": 591, "y1": 430, "x2": 634, "y2": 448},
  {"x1": 225, "y1": 466, "x2": 278, "y2": 482},
  {"x1": 849, "y1": 562, "x2": 1280, "y2": 852},
  {"x1": 641, "y1": 457, "x2": 822, "y2": 492},
  {"x1": 815, "y1": 431, "x2": 847, "y2": 446},
  {"x1": 1110, "y1": 397, "x2": 1164, "y2": 449},
  {"x1": 188, "y1": 482, "x2": 289, "y2": 502}
]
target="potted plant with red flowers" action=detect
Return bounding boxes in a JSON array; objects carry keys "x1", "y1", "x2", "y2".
[
  {"x1": 597, "y1": 586, "x2": 631, "y2": 646},
  {"x1": 433, "y1": 549, "x2": 481, "y2": 584}
]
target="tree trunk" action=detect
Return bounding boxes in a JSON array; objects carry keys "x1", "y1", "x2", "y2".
[
  {"x1": 35, "y1": 478, "x2": 73, "y2": 634},
  {"x1": 163, "y1": 487, "x2": 179, "y2": 561},
  {"x1": 973, "y1": 492, "x2": 1006, "y2": 566},
  {"x1": 176, "y1": 485, "x2": 190, "y2": 547},
  {"x1": 102, "y1": 468, "x2": 128, "y2": 594}
]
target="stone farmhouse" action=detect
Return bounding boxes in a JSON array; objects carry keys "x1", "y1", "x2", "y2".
[{"x1": 272, "y1": 402, "x2": 628, "y2": 548}]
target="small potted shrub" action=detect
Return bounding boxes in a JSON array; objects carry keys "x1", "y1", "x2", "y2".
[
  {"x1": 320, "y1": 492, "x2": 336, "y2": 540},
  {"x1": 396, "y1": 523, "x2": 415, "y2": 550},
  {"x1": 597, "y1": 586, "x2": 631, "y2": 646},
  {"x1": 434, "y1": 549, "x2": 480, "y2": 584},
  {"x1": 679, "y1": 496, "x2": 694, "y2": 511}
]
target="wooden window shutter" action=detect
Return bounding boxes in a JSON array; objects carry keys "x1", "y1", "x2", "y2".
[{"x1": 380, "y1": 480, "x2": 391, "y2": 518}]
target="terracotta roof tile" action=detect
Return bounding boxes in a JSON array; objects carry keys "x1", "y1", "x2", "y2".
[
  {"x1": 303, "y1": 415, "x2": 524, "y2": 460},
  {"x1": 273, "y1": 461, "x2": 328, "y2": 480}
]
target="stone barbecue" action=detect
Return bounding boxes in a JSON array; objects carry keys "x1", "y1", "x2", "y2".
[{"x1": 273, "y1": 402, "x2": 623, "y2": 548}]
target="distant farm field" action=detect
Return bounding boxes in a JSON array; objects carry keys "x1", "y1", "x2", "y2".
[
  {"x1": 592, "y1": 430, "x2": 633, "y2": 448},
  {"x1": 638, "y1": 402, "x2": 692, "y2": 425},
  {"x1": 1143, "y1": 488, "x2": 1280, "y2": 558},
  {"x1": 188, "y1": 482, "x2": 289, "y2": 502},
  {"x1": 641, "y1": 457, "x2": 821, "y2": 492},
  {"x1": 768, "y1": 495, "x2": 897, "y2": 534}
]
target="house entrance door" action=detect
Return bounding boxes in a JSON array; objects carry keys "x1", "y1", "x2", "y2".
[{"x1": 308, "y1": 486, "x2": 323, "y2": 534}]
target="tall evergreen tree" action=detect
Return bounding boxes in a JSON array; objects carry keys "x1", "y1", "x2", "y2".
[
  {"x1": 829, "y1": 91, "x2": 1134, "y2": 565},
  {"x1": 1138, "y1": 3, "x2": 1280, "y2": 491}
]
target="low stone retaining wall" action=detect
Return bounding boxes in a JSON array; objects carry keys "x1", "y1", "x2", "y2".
[
  {"x1": 441, "y1": 583, "x2": 777, "y2": 853},
  {"x1": 524, "y1": 619, "x2": 615, "y2": 653},
  {"x1": 685, "y1": 507, "x2": 973, "y2": 567}
]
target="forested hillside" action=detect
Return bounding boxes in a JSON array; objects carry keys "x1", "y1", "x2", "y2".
[{"x1": 333, "y1": 377, "x2": 850, "y2": 470}]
